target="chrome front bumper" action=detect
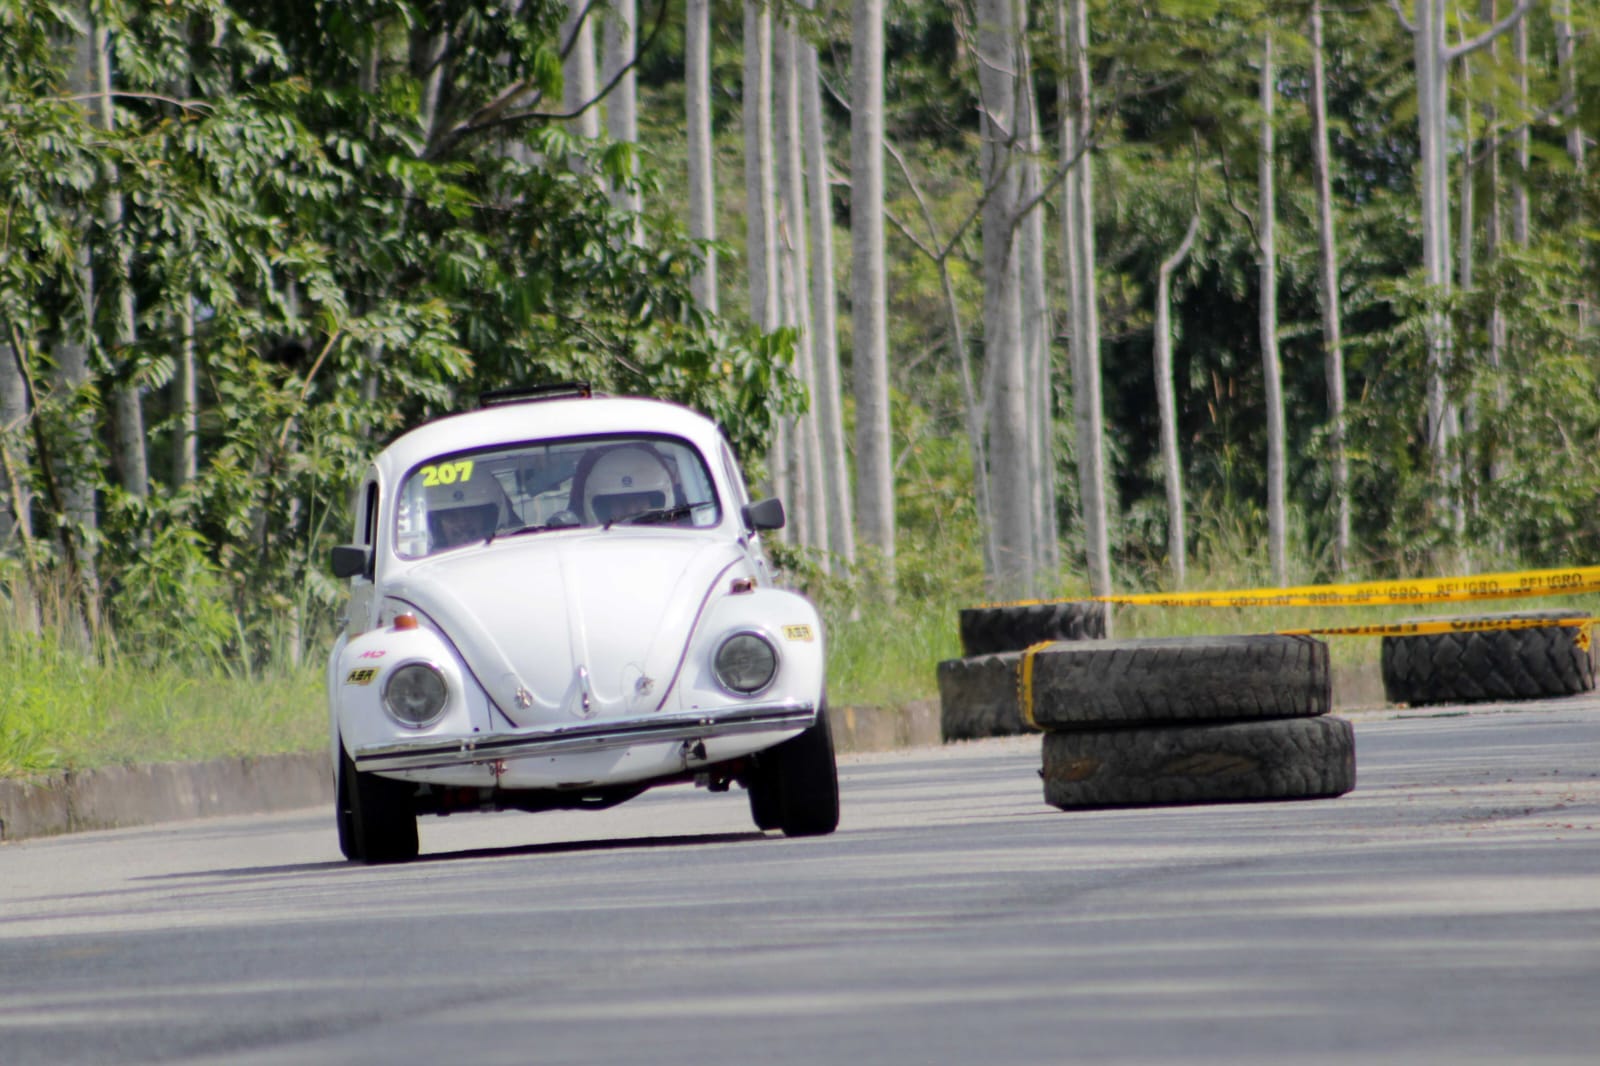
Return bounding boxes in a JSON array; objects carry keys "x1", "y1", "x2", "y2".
[{"x1": 353, "y1": 701, "x2": 817, "y2": 773}]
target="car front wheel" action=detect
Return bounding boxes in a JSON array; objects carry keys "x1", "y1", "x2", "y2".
[
  {"x1": 746, "y1": 702, "x2": 839, "y2": 837},
  {"x1": 337, "y1": 746, "x2": 419, "y2": 863}
]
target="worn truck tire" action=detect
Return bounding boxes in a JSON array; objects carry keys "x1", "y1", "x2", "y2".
[
  {"x1": 1025, "y1": 634, "x2": 1332, "y2": 731},
  {"x1": 1380, "y1": 610, "x2": 1595, "y2": 706},
  {"x1": 937, "y1": 652, "x2": 1025, "y2": 741},
  {"x1": 958, "y1": 600, "x2": 1107, "y2": 657},
  {"x1": 1041, "y1": 716, "x2": 1357, "y2": 809}
]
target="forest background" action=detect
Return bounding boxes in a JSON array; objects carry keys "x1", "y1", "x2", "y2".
[{"x1": 0, "y1": 0, "x2": 1596, "y2": 775}]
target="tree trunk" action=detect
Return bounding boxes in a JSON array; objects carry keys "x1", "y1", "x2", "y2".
[
  {"x1": 1406, "y1": 0, "x2": 1531, "y2": 534},
  {"x1": 776, "y1": 18, "x2": 824, "y2": 551},
  {"x1": 1155, "y1": 213, "x2": 1198, "y2": 587},
  {"x1": 1061, "y1": 0, "x2": 1111, "y2": 599},
  {"x1": 800, "y1": 9, "x2": 855, "y2": 568},
  {"x1": 686, "y1": 0, "x2": 718, "y2": 311},
  {"x1": 1511, "y1": 15, "x2": 1530, "y2": 246},
  {"x1": 744, "y1": 1, "x2": 785, "y2": 523},
  {"x1": 1414, "y1": 0, "x2": 1456, "y2": 516},
  {"x1": 602, "y1": 0, "x2": 641, "y2": 232},
  {"x1": 91, "y1": 19, "x2": 149, "y2": 498},
  {"x1": 172, "y1": 299, "x2": 198, "y2": 486},
  {"x1": 1555, "y1": 0, "x2": 1589, "y2": 334},
  {"x1": 0, "y1": 336, "x2": 30, "y2": 541},
  {"x1": 563, "y1": 0, "x2": 600, "y2": 141},
  {"x1": 1017, "y1": 34, "x2": 1057, "y2": 584},
  {"x1": 1259, "y1": 32, "x2": 1286, "y2": 586},
  {"x1": 851, "y1": 0, "x2": 894, "y2": 592},
  {"x1": 55, "y1": 10, "x2": 102, "y2": 638},
  {"x1": 1308, "y1": 0, "x2": 1350, "y2": 577},
  {"x1": 978, "y1": 0, "x2": 1032, "y2": 598}
]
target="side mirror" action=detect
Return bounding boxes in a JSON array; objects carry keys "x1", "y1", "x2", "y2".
[
  {"x1": 742, "y1": 497, "x2": 786, "y2": 532},
  {"x1": 330, "y1": 544, "x2": 373, "y2": 580}
]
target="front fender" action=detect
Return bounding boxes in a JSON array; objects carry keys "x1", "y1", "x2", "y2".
[
  {"x1": 327, "y1": 621, "x2": 495, "y2": 766},
  {"x1": 669, "y1": 586, "x2": 825, "y2": 712}
]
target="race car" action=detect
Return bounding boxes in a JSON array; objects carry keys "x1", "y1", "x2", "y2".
[{"x1": 327, "y1": 384, "x2": 837, "y2": 862}]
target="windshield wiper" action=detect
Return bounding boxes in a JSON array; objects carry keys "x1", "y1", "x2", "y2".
[
  {"x1": 605, "y1": 502, "x2": 709, "y2": 530},
  {"x1": 488, "y1": 517, "x2": 581, "y2": 543}
]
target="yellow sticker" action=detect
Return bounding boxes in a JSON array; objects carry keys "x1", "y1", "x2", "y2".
[
  {"x1": 783, "y1": 625, "x2": 814, "y2": 642},
  {"x1": 419, "y1": 459, "x2": 474, "y2": 488},
  {"x1": 345, "y1": 667, "x2": 379, "y2": 686},
  {"x1": 1016, "y1": 641, "x2": 1053, "y2": 732}
]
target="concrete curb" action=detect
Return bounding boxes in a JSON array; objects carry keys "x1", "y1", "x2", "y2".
[
  {"x1": 0, "y1": 702, "x2": 941, "y2": 844},
  {"x1": 0, "y1": 753, "x2": 337, "y2": 843}
]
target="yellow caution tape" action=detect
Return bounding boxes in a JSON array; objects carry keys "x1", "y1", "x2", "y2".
[
  {"x1": 1278, "y1": 617, "x2": 1595, "y2": 639},
  {"x1": 1046, "y1": 564, "x2": 1600, "y2": 609},
  {"x1": 1016, "y1": 640, "x2": 1054, "y2": 732}
]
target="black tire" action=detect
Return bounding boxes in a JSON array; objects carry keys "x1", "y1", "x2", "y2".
[
  {"x1": 337, "y1": 747, "x2": 419, "y2": 863},
  {"x1": 747, "y1": 770, "x2": 784, "y2": 831},
  {"x1": 1041, "y1": 716, "x2": 1357, "y2": 809},
  {"x1": 1380, "y1": 610, "x2": 1595, "y2": 706},
  {"x1": 1026, "y1": 634, "x2": 1331, "y2": 730},
  {"x1": 746, "y1": 703, "x2": 839, "y2": 837},
  {"x1": 937, "y1": 653, "x2": 1026, "y2": 741},
  {"x1": 958, "y1": 601, "x2": 1107, "y2": 657}
]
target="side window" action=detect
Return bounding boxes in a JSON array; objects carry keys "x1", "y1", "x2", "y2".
[{"x1": 360, "y1": 481, "x2": 379, "y2": 547}]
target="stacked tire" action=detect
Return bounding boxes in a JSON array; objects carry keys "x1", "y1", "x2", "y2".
[
  {"x1": 1026, "y1": 634, "x2": 1356, "y2": 809},
  {"x1": 938, "y1": 601, "x2": 1108, "y2": 740},
  {"x1": 1380, "y1": 609, "x2": 1596, "y2": 706}
]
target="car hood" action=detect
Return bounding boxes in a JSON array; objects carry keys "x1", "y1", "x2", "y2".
[{"x1": 387, "y1": 532, "x2": 746, "y2": 726}]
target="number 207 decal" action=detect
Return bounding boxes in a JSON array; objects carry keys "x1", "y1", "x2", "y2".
[{"x1": 420, "y1": 460, "x2": 474, "y2": 487}]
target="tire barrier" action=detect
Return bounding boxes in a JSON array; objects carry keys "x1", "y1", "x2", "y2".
[
  {"x1": 1040, "y1": 716, "x2": 1357, "y2": 809},
  {"x1": 957, "y1": 600, "x2": 1107, "y2": 657},
  {"x1": 1379, "y1": 610, "x2": 1595, "y2": 707},
  {"x1": 937, "y1": 652, "x2": 1025, "y2": 741},
  {"x1": 1021, "y1": 634, "x2": 1331, "y2": 729}
]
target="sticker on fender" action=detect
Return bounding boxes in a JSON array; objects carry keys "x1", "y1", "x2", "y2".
[
  {"x1": 783, "y1": 625, "x2": 814, "y2": 642},
  {"x1": 345, "y1": 668, "x2": 379, "y2": 685}
]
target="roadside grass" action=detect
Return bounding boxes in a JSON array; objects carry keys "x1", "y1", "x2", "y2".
[
  {"x1": 5, "y1": 571, "x2": 1599, "y2": 779},
  {"x1": 0, "y1": 632, "x2": 325, "y2": 778}
]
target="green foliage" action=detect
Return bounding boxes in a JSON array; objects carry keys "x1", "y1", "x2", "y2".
[{"x1": 1, "y1": 0, "x2": 801, "y2": 671}]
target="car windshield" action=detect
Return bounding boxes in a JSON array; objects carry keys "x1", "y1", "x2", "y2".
[{"x1": 395, "y1": 434, "x2": 722, "y2": 558}]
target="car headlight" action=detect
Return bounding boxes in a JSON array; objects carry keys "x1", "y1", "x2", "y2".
[
  {"x1": 382, "y1": 662, "x2": 448, "y2": 728},
  {"x1": 714, "y1": 631, "x2": 778, "y2": 695}
]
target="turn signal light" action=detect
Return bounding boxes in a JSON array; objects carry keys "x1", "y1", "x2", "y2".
[
  {"x1": 393, "y1": 613, "x2": 420, "y2": 631},
  {"x1": 730, "y1": 578, "x2": 755, "y2": 595}
]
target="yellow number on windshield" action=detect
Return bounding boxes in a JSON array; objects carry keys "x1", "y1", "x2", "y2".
[{"x1": 420, "y1": 460, "x2": 474, "y2": 487}]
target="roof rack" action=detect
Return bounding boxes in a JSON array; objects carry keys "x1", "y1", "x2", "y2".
[{"x1": 478, "y1": 381, "x2": 593, "y2": 407}]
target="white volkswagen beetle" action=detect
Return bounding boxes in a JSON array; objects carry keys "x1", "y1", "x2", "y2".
[{"x1": 327, "y1": 385, "x2": 838, "y2": 862}]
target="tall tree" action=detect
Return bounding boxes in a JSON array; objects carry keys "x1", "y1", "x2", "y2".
[
  {"x1": 744, "y1": 0, "x2": 786, "y2": 530},
  {"x1": 685, "y1": 0, "x2": 718, "y2": 310},
  {"x1": 91, "y1": 15, "x2": 149, "y2": 498},
  {"x1": 977, "y1": 0, "x2": 1032, "y2": 596},
  {"x1": 1397, "y1": 0, "x2": 1532, "y2": 527},
  {"x1": 799, "y1": 4, "x2": 855, "y2": 568},
  {"x1": 1017, "y1": 30, "x2": 1057, "y2": 584},
  {"x1": 1060, "y1": 0, "x2": 1111, "y2": 598},
  {"x1": 776, "y1": 17, "x2": 824, "y2": 550},
  {"x1": 851, "y1": 0, "x2": 894, "y2": 590},
  {"x1": 1258, "y1": 31, "x2": 1286, "y2": 586},
  {"x1": 1308, "y1": 0, "x2": 1351, "y2": 576},
  {"x1": 602, "y1": 0, "x2": 641, "y2": 231},
  {"x1": 1154, "y1": 212, "x2": 1199, "y2": 587},
  {"x1": 563, "y1": 0, "x2": 602, "y2": 141}
]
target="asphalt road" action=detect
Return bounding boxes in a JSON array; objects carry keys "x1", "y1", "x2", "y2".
[{"x1": 2, "y1": 703, "x2": 1598, "y2": 1065}]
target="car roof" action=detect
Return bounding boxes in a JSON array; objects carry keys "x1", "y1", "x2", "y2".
[{"x1": 371, "y1": 395, "x2": 727, "y2": 482}]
